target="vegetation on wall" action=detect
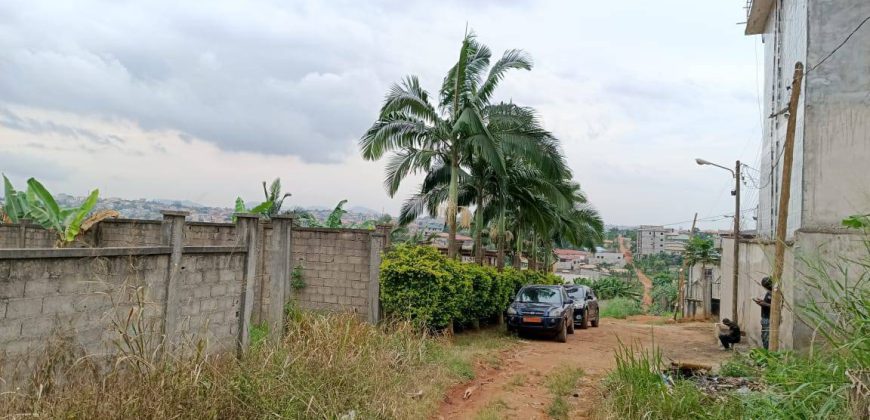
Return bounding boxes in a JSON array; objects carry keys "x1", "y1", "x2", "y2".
[{"x1": 1, "y1": 175, "x2": 116, "y2": 246}]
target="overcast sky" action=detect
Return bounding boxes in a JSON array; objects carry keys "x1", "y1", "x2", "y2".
[{"x1": 0, "y1": 0, "x2": 764, "y2": 229}]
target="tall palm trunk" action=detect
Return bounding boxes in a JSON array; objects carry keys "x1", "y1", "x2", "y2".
[
  {"x1": 530, "y1": 232, "x2": 538, "y2": 271},
  {"x1": 496, "y1": 208, "x2": 506, "y2": 271},
  {"x1": 474, "y1": 188, "x2": 484, "y2": 265},
  {"x1": 447, "y1": 147, "x2": 459, "y2": 259},
  {"x1": 513, "y1": 227, "x2": 522, "y2": 269}
]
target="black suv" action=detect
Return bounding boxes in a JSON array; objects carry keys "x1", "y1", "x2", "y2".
[
  {"x1": 505, "y1": 285, "x2": 575, "y2": 342},
  {"x1": 565, "y1": 285, "x2": 599, "y2": 329}
]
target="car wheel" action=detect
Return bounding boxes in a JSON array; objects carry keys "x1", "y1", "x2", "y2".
[
  {"x1": 556, "y1": 320, "x2": 568, "y2": 343},
  {"x1": 579, "y1": 308, "x2": 589, "y2": 329},
  {"x1": 591, "y1": 315, "x2": 599, "y2": 328},
  {"x1": 567, "y1": 316, "x2": 575, "y2": 334}
]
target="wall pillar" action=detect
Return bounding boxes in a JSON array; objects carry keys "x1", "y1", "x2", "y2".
[
  {"x1": 375, "y1": 224, "x2": 392, "y2": 249},
  {"x1": 268, "y1": 215, "x2": 294, "y2": 340},
  {"x1": 368, "y1": 232, "x2": 385, "y2": 323},
  {"x1": 235, "y1": 213, "x2": 260, "y2": 356},
  {"x1": 17, "y1": 219, "x2": 29, "y2": 248},
  {"x1": 160, "y1": 210, "x2": 188, "y2": 350}
]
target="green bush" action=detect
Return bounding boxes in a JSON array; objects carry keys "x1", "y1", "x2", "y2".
[
  {"x1": 380, "y1": 245, "x2": 564, "y2": 330},
  {"x1": 599, "y1": 298, "x2": 643, "y2": 319},
  {"x1": 380, "y1": 245, "x2": 471, "y2": 329}
]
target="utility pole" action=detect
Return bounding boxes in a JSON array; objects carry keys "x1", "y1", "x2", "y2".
[
  {"x1": 732, "y1": 160, "x2": 741, "y2": 325},
  {"x1": 675, "y1": 212, "x2": 698, "y2": 320},
  {"x1": 770, "y1": 62, "x2": 804, "y2": 351}
]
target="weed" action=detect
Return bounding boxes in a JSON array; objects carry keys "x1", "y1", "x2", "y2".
[
  {"x1": 248, "y1": 322, "x2": 269, "y2": 347},
  {"x1": 545, "y1": 367, "x2": 583, "y2": 419},
  {"x1": 599, "y1": 297, "x2": 643, "y2": 319},
  {"x1": 505, "y1": 373, "x2": 527, "y2": 390},
  {"x1": 474, "y1": 398, "x2": 509, "y2": 420}
]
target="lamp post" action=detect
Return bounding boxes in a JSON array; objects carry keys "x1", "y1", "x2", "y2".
[{"x1": 695, "y1": 158, "x2": 741, "y2": 325}]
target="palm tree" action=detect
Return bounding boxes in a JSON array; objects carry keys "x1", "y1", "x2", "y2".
[
  {"x1": 360, "y1": 31, "x2": 531, "y2": 259},
  {"x1": 684, "y1": 236, "x2": 720, "y2": 317}
]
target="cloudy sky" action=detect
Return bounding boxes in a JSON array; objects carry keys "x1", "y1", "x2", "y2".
[{"x1": 0, "y1": 0, "x2": 764, "y2": 229}]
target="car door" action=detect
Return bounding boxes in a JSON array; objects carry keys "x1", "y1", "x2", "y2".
[{"x1": 561, "y1": 288, "x2": 573, "y2": 320}]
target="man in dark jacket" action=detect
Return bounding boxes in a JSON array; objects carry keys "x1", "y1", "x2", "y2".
[
  {"x1": 753, "y1": 277, "x2": 773, "y2": 349},
  {"x1": 717, "y1": 318, "x2": 741, "y2": 350}
]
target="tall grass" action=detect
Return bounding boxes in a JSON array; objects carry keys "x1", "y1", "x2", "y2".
[
  {"x1": 0, "y1": 311, "x2": 516, "y2": 419},
  {"x1": 599, "y1": 297, "x2": 643, "y2": 319},
  {"x1": 600, "y1": 343, "x2": 743, "y2": 419},
  {"x1": 601, "y1": 228, "x2": 870, "y2": 419}
]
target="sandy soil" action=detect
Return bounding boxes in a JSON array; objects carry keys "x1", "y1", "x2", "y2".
[{"x1": 434, "y1": 317, "x2": 729, "y2": 419}]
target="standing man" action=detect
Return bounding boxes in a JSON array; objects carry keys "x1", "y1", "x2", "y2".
[{"x1": 752, "y1": 277, "x2": 773, "y2": 350}]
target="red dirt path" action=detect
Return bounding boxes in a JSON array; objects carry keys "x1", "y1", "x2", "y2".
[{"x1": 618, "y1": 236, "x2": 653, "y2": 309}]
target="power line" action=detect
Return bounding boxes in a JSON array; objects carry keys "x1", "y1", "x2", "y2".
[
  {"x1": 658, "y1": 208, "x2": 757, "y2": 228},
  {"x1": 807, "y1": 15, "x2": 870, "y2": 74}
]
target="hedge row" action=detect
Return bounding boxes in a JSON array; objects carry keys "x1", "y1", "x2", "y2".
[{"x1": 379, "y1": 245, "x2": 564, "y2": 329}]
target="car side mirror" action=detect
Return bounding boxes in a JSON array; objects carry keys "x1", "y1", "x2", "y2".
[
  {"x1": 566, "y1": 299, "x2": 574, "y2": 305},
  {"x1": 587, "y1": 296, "x2": 594, "y2": 300}
]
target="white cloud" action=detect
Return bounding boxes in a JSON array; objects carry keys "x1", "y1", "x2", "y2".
[{"x1": 0, "y1": 0, "x2": 762, "y2": 228}]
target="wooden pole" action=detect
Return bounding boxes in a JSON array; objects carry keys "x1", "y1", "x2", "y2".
[
  {"x1": 732, "y1": 160, "x2": 741, "y2": 325},
  {"x1": 675, "y1": 213, "x2": 698, "y2": 320},
  {"x1": 769, "y1": 62, "x2": 804, "y2": 351}
]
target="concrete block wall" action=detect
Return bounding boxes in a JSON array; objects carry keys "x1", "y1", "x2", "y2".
[
  {"x1": 175, "y1": 252, "x2": 245, "y2": 353},
  {"x1": 290, "y1": 229, "x2": 372, "y2": 314},
  {"x1": 0, "y1": 254, "x2": 169, "y2": 384},
  {"x1": 0, "y1": 212, "x2": 388, "y2": 385}
]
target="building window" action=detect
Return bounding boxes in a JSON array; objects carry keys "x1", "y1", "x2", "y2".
[{"x1": 704, "y1": 268, "x2": 713, "y2": 281}]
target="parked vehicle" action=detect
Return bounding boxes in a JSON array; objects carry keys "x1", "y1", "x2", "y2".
[
  {"x1": 565, "y1": 285, "x2": 599, "y2": 329},
  {"x1": 505, "y1": 285, "x2": 575, "y2": 342}
]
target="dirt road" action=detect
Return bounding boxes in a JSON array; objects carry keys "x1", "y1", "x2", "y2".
[
  {"x1": 436, "y1": 317, "x2": 728, "y2": 419},
  {"x1": 618, "y1": 236, "x2": 653, "y2": 309}
]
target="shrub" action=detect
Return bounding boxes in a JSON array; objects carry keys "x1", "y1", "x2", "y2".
[
  {"x1": 380, "y1": 245, "x2": 471, "y2": 329},
  {"x1": 380, "y1": 245, "x2": 564, "y2": 330},
  {"x1": 599, "y1": 298, "x2": 643, "y2": 319}
]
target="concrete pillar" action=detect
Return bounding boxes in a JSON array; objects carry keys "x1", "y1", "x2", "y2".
[
  {"x1": 235, "y1": 213, "x2": 260, "y2": 356},
  {"x1": 268, "y1": 215, "x2": 295, "y2": 340},
  {"x1": 368, "y1": 232, "x2": 385, "y2": 323},
  {"x1": 17, "y1": 219, "x2": 29, "y2": 248},
  {"x1": 160, "y1": 210, "x2": 188, "y2": 349},
  {"x1": 375, "y1": 224, "x2": 392, "y2": 249}
]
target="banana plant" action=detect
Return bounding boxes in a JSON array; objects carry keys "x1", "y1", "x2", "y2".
[
  {"x1": 232, "y1": 197, "x2": 273, "y2": 222},
  {"x1": 2, "y1": 174, "x2": 108, "y2": 245}
]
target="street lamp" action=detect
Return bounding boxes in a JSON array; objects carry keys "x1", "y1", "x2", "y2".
[{"x1": 696, "y1": 158, "x2": 741, "y2": 325}]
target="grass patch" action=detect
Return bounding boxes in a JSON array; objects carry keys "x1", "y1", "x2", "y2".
[
  {"x1": 0, "y1": 311, "x2": 517, "y2": 419},
  {"x1": 474, "y1": 398, "x2": 509, "y2": 420},
  {"x1": 505, "y1": 373, "x2": 527, "y2": 390},
  {"x1": 545, "y1": 367, "x2": 583, "y2": 419},
  {"x1": 599, "y1": 297, "x2": 643, "y2": 319}
]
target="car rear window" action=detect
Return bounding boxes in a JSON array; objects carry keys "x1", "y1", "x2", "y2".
[
  {"x1": 516, "y1": 287, "x2": 561, "y2": 304},
  {"x1": 566, "y1": 287, "x2": 586, "y2": 300}
]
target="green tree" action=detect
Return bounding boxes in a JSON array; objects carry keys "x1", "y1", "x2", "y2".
[
  {"x1": 683, "y1": 236, "x2": 720, "y2": 315},
  {"x1": 360, "y1": 31, "x2": 531, "y2": 259}
]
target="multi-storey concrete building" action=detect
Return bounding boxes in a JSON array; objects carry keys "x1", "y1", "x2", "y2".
[
  {"x1": 636, "y1": 225, "x2": 673, "y2": 256},
  {"x1": 715, "y1": 0, "x2": 870, "y2": 350}
]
